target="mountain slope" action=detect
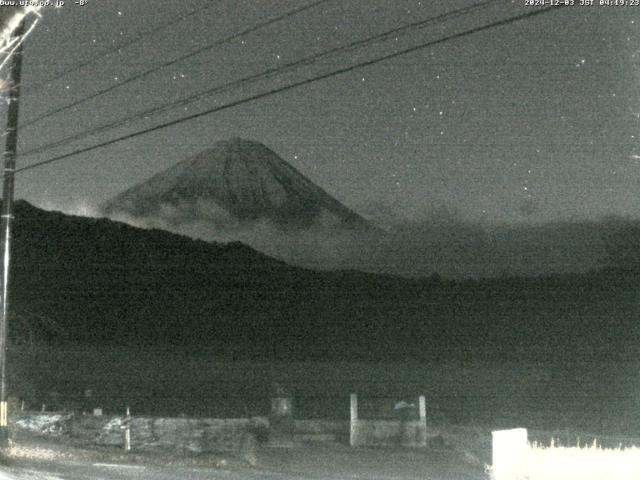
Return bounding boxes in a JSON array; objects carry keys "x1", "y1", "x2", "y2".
[{"x1": 100, "y1": 138, "x2": 375, "y2": 232}]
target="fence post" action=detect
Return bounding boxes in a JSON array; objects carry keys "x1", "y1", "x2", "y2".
[
  {"x1": 123, "y1": 406, "x2": 131, "y2": 452},
  {"x1": 491, "y1": 428, "x2": 528, "y2": 480},
  {"x1": 418, "y1": 395, "x2": 427, "y2": 446},
  {"x1": 350, "y1": 393, "x2": 358, "y2": 447}
]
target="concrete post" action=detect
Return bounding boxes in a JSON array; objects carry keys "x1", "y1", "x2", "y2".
[
  {"x1": 349, "y1": 393, "x2": 358, "y2": 447},
  {"x1": 491, "y1": 428, "x2": 528, "y2": 480},
  {"x1": 418, "y1": 396, "x2": 426, "y2": 424},
  {"x1": 124, "y1": 424, "x2": 131, "y2": 451},
  {"x1": 418, "y1": 395, "x2": 427, "y2": 446}
]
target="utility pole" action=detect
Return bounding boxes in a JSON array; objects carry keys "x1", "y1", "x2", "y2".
[{"x1": 0, "y1": 19, "x2": 25, "y2": 446}]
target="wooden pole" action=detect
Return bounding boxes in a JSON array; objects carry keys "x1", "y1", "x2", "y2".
[
  {"x1": 0, "y1": 19, "x2": 25, "y2": 446},
  {"x1": 123, "y1": 406, "x2": 131, "y2": 452}
]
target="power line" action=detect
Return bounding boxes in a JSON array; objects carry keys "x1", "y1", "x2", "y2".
[
  {"x1": 20, "y1": 0, "x2": 333, "y2": 130},
  {"x1": 15, "y1": 5, "x2": 565, "y2": 176},
  {"x1": 28, "y1": 2, "x2": 220, "y2": 92},
  {"x1": 19, "y1": 0, "x2": 501, "y2": 159}
]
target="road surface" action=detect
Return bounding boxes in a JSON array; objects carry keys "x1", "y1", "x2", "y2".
[
  {"x1": 0, "y1": 453, "x2": 486, "y2": 480},
  {"x1": 0, "y1": 433, "x2": 488, "y2": 479}
]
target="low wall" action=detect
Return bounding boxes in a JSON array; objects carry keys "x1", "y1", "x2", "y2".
[
  {"x1": 293, "y1": 419, "x2": 347, "y2": 442},
  {"x1": 350, "y1": 419, "x2": 427, "y2": 447},
  {"x1": 13, "y1": 413, "x2": 72, "y2": 436},
  {"x1": 12, "y1": 412, "x2": 267, "y2": 453},
  {"x1": 11, "y1": 412, "x2": 434, "y2": 450}
]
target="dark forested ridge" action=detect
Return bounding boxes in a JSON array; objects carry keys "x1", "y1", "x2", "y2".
[{"x1": 7, "y1": 201, "x2": 640, "y2": 361}]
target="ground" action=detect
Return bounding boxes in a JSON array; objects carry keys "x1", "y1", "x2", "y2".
[{"x1": 0, "y1": 428, "x2": 489, "y2": 480}]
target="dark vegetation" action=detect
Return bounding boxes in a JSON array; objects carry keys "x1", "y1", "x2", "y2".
[{"x1": 7, "y1": 201, "x2": 640, "y2": 362}]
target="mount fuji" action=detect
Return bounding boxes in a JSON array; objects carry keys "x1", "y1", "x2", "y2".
[{"x1": 101, "y1": 138, "x2": 378, "y2": 236}]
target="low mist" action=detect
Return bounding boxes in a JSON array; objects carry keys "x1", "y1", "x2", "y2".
[{"x1": 83, "y1": 199, "x2": 640, "y2": 279}]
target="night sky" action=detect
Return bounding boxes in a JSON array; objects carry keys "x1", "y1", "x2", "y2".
[{"x1": 3, "y1": 1, "x2": 638, "y2": 225}]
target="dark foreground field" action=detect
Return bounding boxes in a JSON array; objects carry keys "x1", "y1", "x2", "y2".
[
  {"x1": 3, "y1": 426, "x2": 489, "y2": 480},
  {"x1": 8, "y1": 346, "x2": 640, "y2": 437}
]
